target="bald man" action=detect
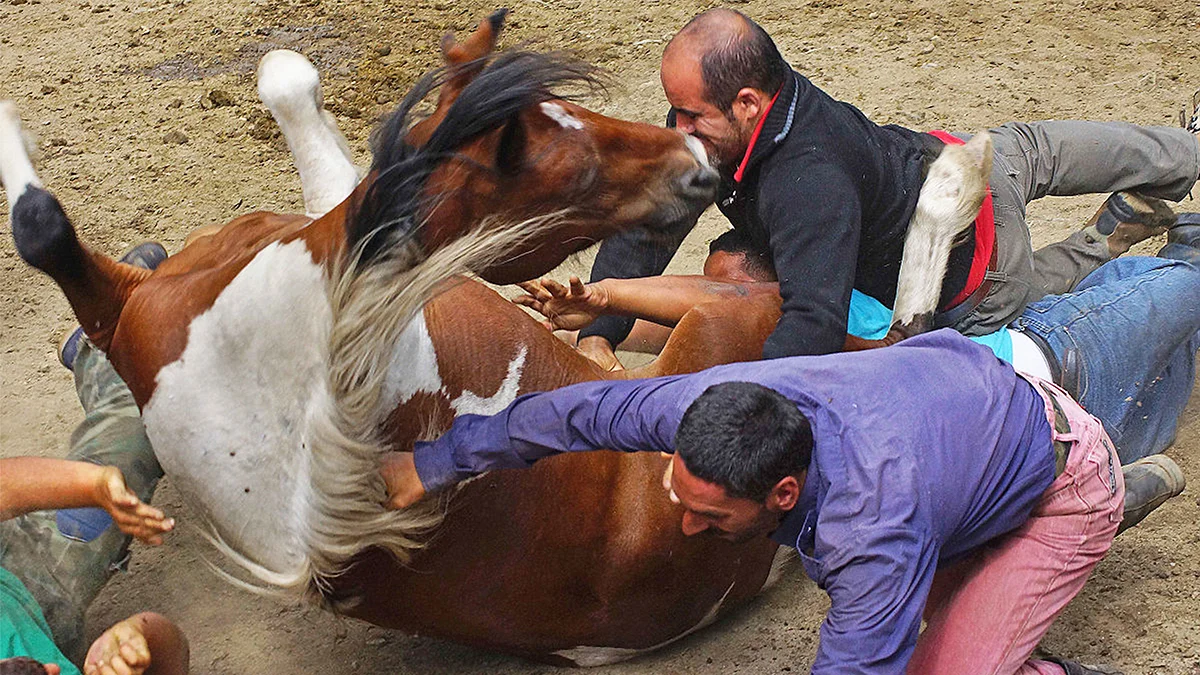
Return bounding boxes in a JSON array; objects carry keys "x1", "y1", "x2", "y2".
[{"x1": 578, "y1": 9, "x2": 1200, "y2": 362}]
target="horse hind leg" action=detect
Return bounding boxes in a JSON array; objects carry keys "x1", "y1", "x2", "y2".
[
  {"x1": 891, "y1": 131, "x2": 993, "y2": 332},
  {"x1": 257, "y1": 50, "x2": 361, "y2": 219},
  {"x1": 1, "y1": 101, "x2": 146, "y2": 351}
]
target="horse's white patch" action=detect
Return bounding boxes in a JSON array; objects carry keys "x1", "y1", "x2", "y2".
[
  {"x1": 450, "y1": 345, "x2": 527, "y2": 416},
  {"x1": 552, "y1": 581, "x2": 737, "y2": 666},
  {"x1": 381, "y1": 313, "x2": 445, "y2": 407},
  {"x1": 540, "y1": 102, "x2": 584, "y2": 130},
  {"x1": 683, "y1": 133, "x2": 710, "y2": 168},
  {"x1": 258, "y1": 50, "x2": 360, "y2": 218},
  {"x1": 0, "y1": 101, "x2": 42, "y2": 214},
  {"x1": 144, "y1": 240, "x2": 332, "y2": 579}
]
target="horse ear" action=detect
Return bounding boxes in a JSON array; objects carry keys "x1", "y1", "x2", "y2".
[
  {"x1": 410, "y1": 10, "x2": 509, "y2": 148},
  {"x1": 495, "y1": 114, "x2": 525, "y2": 176},
  {"x1": 440, "y1": 9, "x2": 507, "y2": 66}
]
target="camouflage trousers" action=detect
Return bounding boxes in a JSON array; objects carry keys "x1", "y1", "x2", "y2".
[{"x1": 0, "y1": 340, "x2": 161, "y2": 662}]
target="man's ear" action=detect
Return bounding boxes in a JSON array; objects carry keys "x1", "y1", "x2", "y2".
[
  {"x1": 765, "y1": 472, "x2": 804, "y2": 513},
  {"x1": 730, "y1": 87, "x2": 765, "y2": 127}
]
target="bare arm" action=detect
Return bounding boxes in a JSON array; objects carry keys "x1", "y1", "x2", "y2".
[
  {"x1": 0, "y1": 457, "x2": 173, "y2": 544},
  {"x1": 517, "y1": 275, "x2": 780, "y2": 330}
]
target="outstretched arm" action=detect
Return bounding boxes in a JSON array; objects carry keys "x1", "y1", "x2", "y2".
[
  {"x1": 0, "y1": 457, "x2": 173, "y2": 544},
  {"x1": 383, "y1": 375, "x2": 696, "y2": 508},
  {"x1": 517, "y1": 275, "x2": 780, "y2": 331}
]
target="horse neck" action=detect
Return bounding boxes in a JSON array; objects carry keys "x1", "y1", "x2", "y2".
[{"x1": 379, "y1": 280, "x2": 610, "y2": 447}]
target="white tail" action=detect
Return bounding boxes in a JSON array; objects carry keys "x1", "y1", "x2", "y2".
[{"x1": 891, "y1": 132, "x2": 993, "y2": 328}]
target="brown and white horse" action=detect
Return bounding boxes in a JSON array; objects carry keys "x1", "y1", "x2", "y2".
[{"x1": 0, "y1": 12, "x2": 988, "y2": 664}]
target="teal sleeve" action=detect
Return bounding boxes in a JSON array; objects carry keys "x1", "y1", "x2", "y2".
[
  {"x1": 0, "y1": 567, "x2": 82, "y2": 675},
  {"x1": 847, "y1": 290, "x2": 1013, "y2": 363}
]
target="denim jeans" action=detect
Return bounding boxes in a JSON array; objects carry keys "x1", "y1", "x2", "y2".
[{"x1": 1011, "y1": 244, "x2": 1200, "y2": 464}]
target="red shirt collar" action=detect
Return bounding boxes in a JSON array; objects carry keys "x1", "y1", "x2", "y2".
[{"x1": 732, "y1": 88, "x2": 782, "y2": 184}]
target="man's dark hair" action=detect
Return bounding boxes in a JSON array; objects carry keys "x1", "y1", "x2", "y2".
[
  {"x1": 708, "y1": 229, "x2": 777, "y2": 281},
  {"x1": 683, "y1": 11, "x2": 790, "y2": 113},
  {"x1": 0, "y1": 657, "x2": 51, "y2": 675},
  {"x1": 675, "y1": 381, "x2": 812, "y2": 501}
]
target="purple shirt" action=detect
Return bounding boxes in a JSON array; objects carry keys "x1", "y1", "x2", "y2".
[{"x1": 414, "y1": 330, "x2": 1054, "y2": 673}]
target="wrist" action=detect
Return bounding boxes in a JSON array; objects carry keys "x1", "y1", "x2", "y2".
[
  {"x1": 88, "y1": 464, "x2": 114, "y2": 508},
  {"x1": 590, "y1": 279, "x2": 614, "y2": 311}
]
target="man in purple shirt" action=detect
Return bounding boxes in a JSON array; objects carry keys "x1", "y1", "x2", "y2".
[{"x1": 387, "y1": 330, "x2": 1125, "y2": 675}]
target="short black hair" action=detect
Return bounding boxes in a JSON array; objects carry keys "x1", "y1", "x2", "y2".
[
  {"x1": 0, "y1": 657, "x2": 51, "y2": 675},
  {"x1": 675, "y1": 381, "x2": 813, "y2": 501},
  {"x1": 687, "y1": 13, "x2": 790, "y2": 113},
  {"x1": 708, "y1": 229, "x2": 776, "y2": 281}
]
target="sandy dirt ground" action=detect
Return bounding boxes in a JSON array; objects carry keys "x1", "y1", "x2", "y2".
[{"x1": 2, "y1": 0, "x2": 1199, "y2": 672}]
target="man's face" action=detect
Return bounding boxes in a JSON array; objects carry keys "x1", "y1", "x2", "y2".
[
  {"x1": 668, "y1": 454, "x2": 781, "y2": 543},
  {"x1": 661, "y1": 50, "x2": 751, "y2": 176}
]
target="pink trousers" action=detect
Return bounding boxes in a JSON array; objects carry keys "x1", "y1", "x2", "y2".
[{"x1": 907, "y1": 377, "x2": 1125, "y2": 675}]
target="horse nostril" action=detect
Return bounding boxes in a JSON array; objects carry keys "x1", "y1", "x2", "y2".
[{"x1": 682, "y1": 165, "x2": 719, "y2": 196}]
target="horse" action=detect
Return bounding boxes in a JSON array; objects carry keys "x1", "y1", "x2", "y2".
[{"x1": 0, "y1": 12, "x2": 989, "y2": 664}]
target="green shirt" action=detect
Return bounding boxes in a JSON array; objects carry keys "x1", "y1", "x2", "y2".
[{"x1": 1, "y1": 566, "x2": 81, "y2": 675}]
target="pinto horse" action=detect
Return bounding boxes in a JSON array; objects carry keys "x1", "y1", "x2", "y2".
[{"x1": 0, "y1": 12, "x2": 988, "y2": 664}]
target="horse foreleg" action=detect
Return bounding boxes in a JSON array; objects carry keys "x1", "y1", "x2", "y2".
[
  {"x1": 257, "y1": 50, "x2": 360, "y2": 219},
  {"x1": 1, "y1": 101, "x2": 147, "y2": 352}
]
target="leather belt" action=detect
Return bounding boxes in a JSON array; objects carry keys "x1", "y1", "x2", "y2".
[
  {"x1": 932, "y1": 242, "x2": 999, "y2": 329},
  {"x1": 1037, "y1": 381, "x2": 1074, "y2": 478},
  {"x1": 1011, "y1": 329, "x2": 1084, "y2": 402}
]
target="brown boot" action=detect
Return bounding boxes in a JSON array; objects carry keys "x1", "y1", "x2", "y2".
[{"x1": 1081, "y1": 191, "x2": 1178, "y2": 258}]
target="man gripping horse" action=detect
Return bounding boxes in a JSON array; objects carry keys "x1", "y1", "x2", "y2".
[
  {"x1": 577, "y1": 8, "x2": 1200, "y2": 367},
  {"x1": 385, "y1": 329, "x2": 1129, "y2": 675}
]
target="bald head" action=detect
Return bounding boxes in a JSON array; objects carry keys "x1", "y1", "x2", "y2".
[{"x1": 664, "y1": 9, "x2": 788, "y2": 113}]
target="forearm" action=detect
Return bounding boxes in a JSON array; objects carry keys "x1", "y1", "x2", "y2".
[
  {"x1": 413, "y1": 379, "x2": 683, "y2": 492},
  {"x1": 600, "y1": 276, "x2": 776, "y2": 328},
  {"x1": 0, "y1": 457, "x2": 105, "y2": 520},
  {"x1": 580, "y1": 216, "x2": 695, "y2": 345}
]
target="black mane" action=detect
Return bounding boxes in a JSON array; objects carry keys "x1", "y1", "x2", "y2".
[{"x1": 347, "y1": 50, "x2": 603, "y2": 265}]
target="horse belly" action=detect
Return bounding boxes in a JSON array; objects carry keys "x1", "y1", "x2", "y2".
[{"x1": 142, "y1": 240, "x2": 331, "y2": 581}]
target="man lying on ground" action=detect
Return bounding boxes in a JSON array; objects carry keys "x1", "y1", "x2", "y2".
[
  {"x1": 578, "y1": 7, "x2": 1200, "y2": 365},
  {"x1": 0, "y1": 243, "x2": 188, "y2": 675},
  {"x1": 515, "y1": 218, "x2": 1200, "y2": 528},
  {"x1": 0, "y1": 456, "x2": 186, "y2": 675},
  {"x1": 384, "y1": 328, "x2": 1130, "y2": 674}
]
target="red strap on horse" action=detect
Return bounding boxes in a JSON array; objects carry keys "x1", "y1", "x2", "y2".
[{"x1": 926, "y1": 130, "x2": 994, "y2": 310}]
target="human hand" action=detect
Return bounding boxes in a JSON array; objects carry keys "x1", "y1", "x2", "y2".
[
  {"x1": 577, "y1": 335, "x2": 623, "y2": 372},
  {"x1": 84, "y1": 617, "x2": 152, "y2": 675},
  {"x1": 661, "y1": 453, "x2": 679, "y2": 504},
  {"x1": 381, "y1": 452, "x2": 427, "y2": 510},
  {"x1": 93, "y1": 466, "x2": 173, "y2": 545},
  {"x1": 514, "y1": 276, "x2": 610, "y2": 332}
]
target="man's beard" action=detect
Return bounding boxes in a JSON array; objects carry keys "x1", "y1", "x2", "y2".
[{"x1": 710, "y1": 118, "x2": 753, "y2": 178}]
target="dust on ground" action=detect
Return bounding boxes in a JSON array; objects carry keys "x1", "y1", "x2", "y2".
[{"x1": 1, "y1": 0, "x2": 1198, "y2": 672}]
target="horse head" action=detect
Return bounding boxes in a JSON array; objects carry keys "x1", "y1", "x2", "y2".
[{"x1": 392, "y1": 10, "x2": 718, "y2": 284}]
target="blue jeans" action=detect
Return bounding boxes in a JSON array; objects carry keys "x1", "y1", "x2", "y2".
[{"x1": 1011, "y1": 244, "x2": 1200, "y2": 464}]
